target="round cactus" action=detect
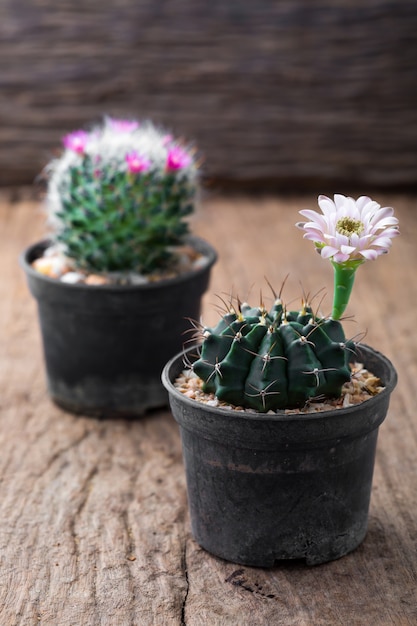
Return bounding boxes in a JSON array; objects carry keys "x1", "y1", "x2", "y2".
[
  {"x1": 45, "y1": 117, "x2": 199, "y2": 275},
  {"x1": 192, "y1": 293, "x2": 355, "y2": 412}
]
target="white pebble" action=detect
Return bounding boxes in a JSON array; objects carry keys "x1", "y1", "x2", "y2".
[
  {"x1": 60, "y1": 272, "x2": 84, "y2": 284},
  {"x1": 127, "y1": 273, "x2": 149, "y2": 285},
  {"x1": 193, "y1": 256, "x2": 209, "y2": 270},
  {"x1": 43, "y1": 245, "x2": 63, "y2": 257}
]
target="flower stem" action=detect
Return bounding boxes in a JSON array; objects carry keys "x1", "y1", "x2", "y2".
[{"x1": 331, "y1": 260, "x2": 363, "y2": 320}]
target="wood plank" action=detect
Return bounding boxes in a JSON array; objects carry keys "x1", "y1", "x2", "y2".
[
  {"x1": 0, "y1": 190, "x2": 416, "y2": 624},
  {"x1": 1, "y1": 2, "x2": 417, "y2": 188}
]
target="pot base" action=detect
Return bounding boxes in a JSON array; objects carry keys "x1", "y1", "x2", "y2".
[
  {"x1": 194, "y1": 513, "x2": 368, "y2": 567},
  {"x1": 49, "y1": 376, "x2": 168, "y2": 418}
]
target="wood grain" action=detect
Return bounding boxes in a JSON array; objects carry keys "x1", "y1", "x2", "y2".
[
  {"x1": 1, "y1": 1, "x2": 417, "y2": 189},
  {"x1": 0, "y1": 188, "x2": 416, "y2": 625}
]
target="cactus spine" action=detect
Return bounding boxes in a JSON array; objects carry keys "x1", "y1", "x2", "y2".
[{"x1": 192, "y1": 293, "x2": 354, "y2": 412}]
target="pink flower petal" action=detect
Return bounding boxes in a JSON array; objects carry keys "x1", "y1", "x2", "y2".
[
  {"x1": 125, "y1": 151, "x2": 151, "y2": 173},
  {"x1": 299, "y1": 210, "x2": 329, "y2": 233},
  {"x1": 333, "y1": 252, "x2": 351, "y2": 263},
  {"x1": 303, "y1": 230, "x2": 326, "y2": 243},
  {"x1": 62, "y1": 130, "x2": 89, "y2": 154},
  {"x1": 303, "y1": 232, "x2": 325, "y2": 243},
  {"x1": 355, "y1": 196, "x2": 372, "y2": 210},
  {"x1": 323, "y1": 234, "x2": 338, "y2": 245},
  {"x1": 372, "y1": 216, "x2": 399, "y2": 229},
  {"x1": 166, "y1": 146, "x2": 192, "y2": 170},
  {"x1": 109, "y1": 118, "x2": 139, "y2": 132},
  {"x1": 333, "y1": 194, "x2": 348, "y2": 209},
  {"x1": 320, "y1": 246, "x2": 340, "y2": 259},
  {"x1": 368, "y1": 206, "x2": 395, "y2": 223},
  {"x1": 372, "y1": 236, "x2": 395, "y2": 248},
  {"x1": 340, "y1": 245, "x2": 356, "y2": 255},
  {"x1": 359, "y1": 249, "x2": 379, "y2": 260},
  {"x1": 162, "y1": 134, "x2": 173, "y2": 146},
  {"x1": 318, "y1": 195, "x2": 336, "y2": 216}
]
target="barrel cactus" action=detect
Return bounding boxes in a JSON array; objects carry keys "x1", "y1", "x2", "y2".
[
  {"x1": 191, "y1": 193, "x2": 399, "y2": 413},
  {"x1": 45, "y1": 117, "x2": 198, "y2": 275},
  {"x1": 192, "y1": 291, "x2": 355, "y2": 412}
]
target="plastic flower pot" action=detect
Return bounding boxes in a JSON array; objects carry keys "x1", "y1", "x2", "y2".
[
  {"x1": 162, "y1": 345, "x2": 397, "y2": 566},
  {"x1": 21, "y1": 236, "x2": 217, "y2": 417}
]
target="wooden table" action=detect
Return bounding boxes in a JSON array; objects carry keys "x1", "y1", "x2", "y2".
[{"x1": 1, "y1": 189, "x2": 416, "y2": 625}]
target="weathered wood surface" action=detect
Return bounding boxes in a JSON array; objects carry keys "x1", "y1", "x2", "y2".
[
  {"x1": 1, "y1": 1, "x2": 417, "y2": 189},
  {"x1": 1, "y1": 188, "x2": 416, "y2": 625}
]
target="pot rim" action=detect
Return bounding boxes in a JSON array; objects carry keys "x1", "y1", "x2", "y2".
[
  {"x1": 20, "y1": 235, "x2": 217, "y2": 293},
  {"x1": 162, "y1": 344, "x2": 398, "y2": 423}
]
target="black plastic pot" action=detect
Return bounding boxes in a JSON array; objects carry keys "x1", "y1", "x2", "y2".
[
  {"x1": 162, "y1": 345, "x2": 397, "y2": 566},
  {"x1": 21, "y1": 236, "x2": 217, "y2": 417}
]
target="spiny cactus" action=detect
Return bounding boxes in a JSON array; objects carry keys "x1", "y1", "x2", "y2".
[
  {"x1": 45, "y1": 117, "x2": 198, "y2": 275},
  {"x1": 191, "y1": 289, "x2": 355, "y2": 412}
]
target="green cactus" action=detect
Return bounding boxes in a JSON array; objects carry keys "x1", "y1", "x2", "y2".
[
  {"x1": 192, "y1": 292, "x2": 355, "y2": 412},
  {"x1": 45, "y1": 118, "x2": 198, "y2": 275}
]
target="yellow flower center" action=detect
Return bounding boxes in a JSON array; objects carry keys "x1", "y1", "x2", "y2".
[{"x1": 336, "y1": 217, "x2": 364, "y2": 237}]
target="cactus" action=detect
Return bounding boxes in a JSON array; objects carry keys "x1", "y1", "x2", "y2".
[
  {"x1": 45, "y1": 117, "x2": 198, "y2": 275},
  {"x1": 191, "y1": 290, "x2": 355, "y2": 412},
  {"x1": 188, "y1": 193, "x2": 399, "y2": 413}
]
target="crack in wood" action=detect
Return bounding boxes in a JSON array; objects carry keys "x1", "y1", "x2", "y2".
[
  {"x1": 120, "y1": 507, "x2": 138, "y2": 625},
  {"x1": 180, "y1": 541, "x2": 189, "y2": 626},
  {"x1": 31, "y1": 429, "x2": 92, "y2": 480},
  {"x1": 69, "y1": 464, "x2": 99, "y2": 559}
]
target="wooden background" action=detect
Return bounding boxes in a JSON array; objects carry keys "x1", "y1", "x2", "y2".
[
  {"x1": 1, "y1": 1, "x2": 417, "y2": 189},
  {"x1": 1, "y1": 188, "x2": 416, "y2": 624}
]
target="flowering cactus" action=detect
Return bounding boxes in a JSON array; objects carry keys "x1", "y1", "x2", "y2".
[
  {"x1": 45, "y1": 117, "x2": 199, "y2": 275},
  {"x1": 189, "y1": 194, "x2": 399, "y2": 412}
]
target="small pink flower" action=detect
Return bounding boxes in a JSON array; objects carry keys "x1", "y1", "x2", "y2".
[
  {"x1": 297, "y1": 194, "x2": 399, "y2": 263},
  {"x1": 166, "y1": 146, "x2": 191, "y2": 171},
  {"x1": 108, "y1": 118, "x2": 139, "y2": 132},
  {"x1": 125, "y1": 151, "x2": 151, "y2": 174},
  {"x1": 62, "y1": 130, "x2": 89, "y2": 155},
  {"x1": 162, "y1": 134, "x2": 173, "y2": 146}
]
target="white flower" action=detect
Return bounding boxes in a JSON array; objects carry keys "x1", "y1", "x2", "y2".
[{"x1": 297, "y1": 194, "x2": 399, "y2": 263}]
